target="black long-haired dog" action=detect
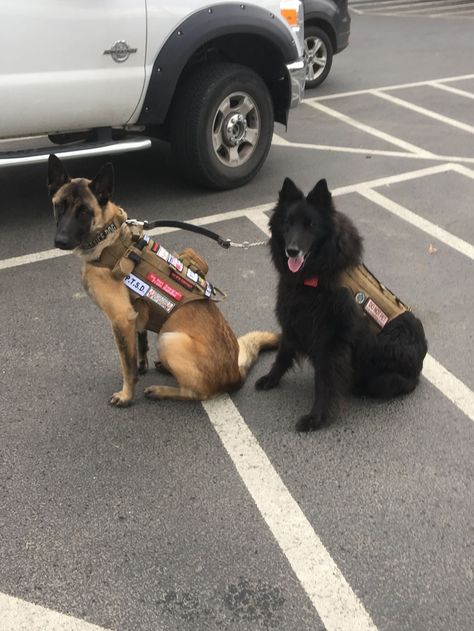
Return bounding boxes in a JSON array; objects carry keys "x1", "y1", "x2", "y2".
[{"x1": 255, "y1": 177, "x2": 428, "y2": 432}]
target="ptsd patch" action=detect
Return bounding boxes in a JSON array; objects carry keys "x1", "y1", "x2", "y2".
[{"x1": 124, "y1": 273, "x2": 150, "y2": 297}]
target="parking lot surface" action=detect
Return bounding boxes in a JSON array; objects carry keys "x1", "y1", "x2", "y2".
[{"x1": 1, "y1": 8, "x2": 473, "y2": 631}]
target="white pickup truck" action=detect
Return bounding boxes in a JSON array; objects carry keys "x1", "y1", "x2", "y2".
[{"x1": 0, "y1": 0, "x2": 305, "y2": 189}]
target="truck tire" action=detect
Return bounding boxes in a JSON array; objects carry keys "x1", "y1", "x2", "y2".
[
  {"x1": 170, "y1": 62, "x2": 274, "y2": 190},
  {"x1": 304, "y1": 26, "x2": 333, "y2": 89}
]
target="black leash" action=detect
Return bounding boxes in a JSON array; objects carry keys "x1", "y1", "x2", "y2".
[{"x1": 141, "y1": 219, "x2": 232, "y2": 249}]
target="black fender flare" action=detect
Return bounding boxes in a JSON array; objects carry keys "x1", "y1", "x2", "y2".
[{"x1": 137, "y1": 3, "x2": 298, "y2": 126}]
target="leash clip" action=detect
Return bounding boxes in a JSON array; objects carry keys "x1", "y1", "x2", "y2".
[
  {"x1": 126, "y1": 218, "x2": 146, "y2": 230},
  {"x1": 217, "y1": 237, "x2": 232, "y2": 249}
]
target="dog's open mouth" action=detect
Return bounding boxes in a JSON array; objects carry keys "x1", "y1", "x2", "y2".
[{"x1": 287, "y1": 254, "x2": 306, "y2": 273}]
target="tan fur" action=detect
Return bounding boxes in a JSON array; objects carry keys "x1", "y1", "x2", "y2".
[{"x1": 54, "y1": 176, "x2": 278, "y2": 406}]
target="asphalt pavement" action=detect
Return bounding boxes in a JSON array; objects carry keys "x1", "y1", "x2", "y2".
[{"x1": 1, "y1": 8, "x2": 473, "y2": 631}]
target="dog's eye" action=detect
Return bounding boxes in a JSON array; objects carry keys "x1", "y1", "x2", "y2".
[{"x1": 77, "y1": 206, "x2": 91, "y2": 218}]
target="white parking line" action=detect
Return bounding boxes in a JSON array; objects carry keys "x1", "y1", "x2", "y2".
[
  {"x1": 305, "y1": 101, "x2": 434, "y2": 156},
  {"x1": 0, "y1": 592, "x2": 113, "y2": 631},
  {"x1": 357, "y1": 186, "x2": 474, "y2": 260},
  {"x1": 273, "y1": 134, "x2": 474, "y2": 164},
  {"x1": 422, "y1": 355, "x2": 474, "y2": 423},
  {"x1": 203, "y1": 396, "x2": 378, "y2": 631},
  {"x1": 373, "y1": 90, "x2": 474, "y2": 134},
  {"x1": 307, "y1": 73, "x2": 474, "y2": 102},
  {"x1": 427, "y1": 82, "x2": 474, "y2": 100}
]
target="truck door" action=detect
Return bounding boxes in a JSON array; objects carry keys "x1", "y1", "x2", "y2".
[{"x1": 0, "y1": 0, "x2": 146, "y2": 137}]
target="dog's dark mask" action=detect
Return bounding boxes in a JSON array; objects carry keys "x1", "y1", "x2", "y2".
[
  {"x1": 48, "y1": 154, "x2": 114, "y2": 250},
  {"x1": 270, "y1": 177, "x2": 333, "y2": 274}
]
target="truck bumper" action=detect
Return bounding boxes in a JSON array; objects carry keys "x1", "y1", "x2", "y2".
[{"x1": 286, "y1": 59, "x2": 305, "y2": 109}]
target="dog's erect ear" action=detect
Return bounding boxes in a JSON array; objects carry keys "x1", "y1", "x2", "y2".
[
  {"x1": 279, "y1": 177, "x2": 304, "y2": 204},
  {"x1": 89, "y1": 163, "x2": 114, "y2": 207},
  {"x1": 307, "y1": 178, "x2": 332, "y2": 208},
  {"x1": 48, "y1": 154, "x2": 71, "y2": 197}
]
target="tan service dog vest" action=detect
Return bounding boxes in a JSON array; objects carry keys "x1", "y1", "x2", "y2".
[{"x1": 91, "y1": 219, "x2": 221, "y2": 333}]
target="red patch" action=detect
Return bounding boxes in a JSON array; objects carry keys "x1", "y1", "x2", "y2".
[
  {"x1": 151, "y1": 242, "x2": 159, "y2": 253},
  {"x1": 304, "y1": 276, "x2": 319, "y2": 288},
  {"x1": 170, "y1": 271, "x2": 194, "y2": 291},
  {"x1": 146, "y1": 272, "x2": 183, "y2": 301}
]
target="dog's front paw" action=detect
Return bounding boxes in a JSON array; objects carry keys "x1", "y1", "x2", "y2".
[
  {"x1": 109, "y1": 391, "x2": 133, "y2": 407},
  {"x1": 255, "y1": 373, "x2": 279, "y2": 391},
  {"x1": 295, "y1": 413, "x2": 324, "y2": 432}
]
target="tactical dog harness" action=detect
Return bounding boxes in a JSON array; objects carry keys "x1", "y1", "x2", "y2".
[
  {"x1": 305, "y1": 265, "x2": 410, "y2": 334},
  {"x1": 340, "y1": 264, "x2": 409, "y2": 333},
  {"x1": 87, "y1": 216, "x2": 222, "y2": 333}
]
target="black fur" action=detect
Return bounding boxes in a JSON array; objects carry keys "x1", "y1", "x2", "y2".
[{"x1": 256, "y1": 177, "x2": 428, "y2": 432}]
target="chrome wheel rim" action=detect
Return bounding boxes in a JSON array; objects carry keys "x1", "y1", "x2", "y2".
[
  {"x1": 212, "y1": 92, "x2": 260, "y2": 168},
  {"x1": 305, "y1": 36, "x2": 328, "y2": 82}
]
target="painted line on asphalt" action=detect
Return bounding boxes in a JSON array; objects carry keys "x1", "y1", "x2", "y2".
[
  {"x1": 372, "y1": 90, "x2": 474, "y2": 134},
  {"x1": 0, "y1": 592, "x2": 113, "y2": 631},
  {"x1": 272, "y1": 134, "x2": 474, "y2": 164},
  {"x1": 422, "y1": 355, "x2": 474, "y2": 423},
  {"x1": 0, "y1": 163, "x2": 468, "y2": 271},
  {"x1": 413, "y1": 81, "x2": 474, "y2": 100},
  {"x1": 305, "y1": 101, "x2": 434, "y2": 156},
  {"x1": 357, "y1": 186, "x2": 474, "y2": 260},
  {"x1": 307, "y1": 73, "x2": 474, "y2": 102},
  {"x1": 202, "y1": 395, "x2": 378, "y2": 631}
]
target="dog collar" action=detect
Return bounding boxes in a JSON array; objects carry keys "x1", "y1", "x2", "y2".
[
  {"x1": 81, "y1": 218, "x2": 123, "y2": 251},
  {"x1": 304, "y1": 276, "x2": 319, "y2": 288}
]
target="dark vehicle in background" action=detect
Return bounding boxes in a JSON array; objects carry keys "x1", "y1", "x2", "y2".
[{"x1": 303, "y1": 0, "x2": 350, "y2": 88}]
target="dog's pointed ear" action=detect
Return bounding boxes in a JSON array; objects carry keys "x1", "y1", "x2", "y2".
[
  {"x1": 89, "y1": 163, "x2": 114, "y2": 207},
  {"x1": 48, "y1": 154, "x2": 70, "y2": 197},
  {"x1": 279, "y1": 177, "x2": 303, "y2": 204},
  {"x1": 307, "y1": 178, "x2": 332, "y2": 208}
]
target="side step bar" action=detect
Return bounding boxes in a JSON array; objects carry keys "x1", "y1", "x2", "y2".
[{"x1": 0, "y1": 137, "x2": 152, "y2": 168}]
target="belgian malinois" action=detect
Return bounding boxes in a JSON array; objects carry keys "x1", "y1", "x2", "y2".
[{"x1": 48, "y1": 154, "x2": 278, "y2": 407}]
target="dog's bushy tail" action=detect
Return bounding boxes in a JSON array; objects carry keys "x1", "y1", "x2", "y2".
[{"x1": 238, "y1": 331, "x2": 280, "y2": 380}]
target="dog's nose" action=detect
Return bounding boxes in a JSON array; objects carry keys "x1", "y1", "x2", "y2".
[
  {"x1": 286, "y1": 247, "x2": 300, "y2": 258},
  {"x1": 54, "y1": 236, "x2": 74, "y2": 250}
]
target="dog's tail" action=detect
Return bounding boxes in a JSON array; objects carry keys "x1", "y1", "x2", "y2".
[{"x1": 238, "y1": 331, "x2": 280, "y2": 380}]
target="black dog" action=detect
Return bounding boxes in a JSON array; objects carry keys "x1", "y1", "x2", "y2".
[{"x1": 255, "y1": 177, "x2": 428, "y2": 432}]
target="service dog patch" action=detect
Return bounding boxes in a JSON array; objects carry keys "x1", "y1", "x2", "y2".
[{"x1": 364, "y1": 298, "x2": 389, "y2": 329}]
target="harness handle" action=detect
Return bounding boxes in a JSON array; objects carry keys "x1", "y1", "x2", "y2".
[{"x1": 137, "y1": 219, "x2": 232, "y2": 249}]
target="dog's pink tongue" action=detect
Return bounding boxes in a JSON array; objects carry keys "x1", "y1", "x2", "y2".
[{"x1": 288, "y1": 255, "x2": 304, "y2": 273}]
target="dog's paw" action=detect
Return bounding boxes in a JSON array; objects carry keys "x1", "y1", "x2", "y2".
[
  {"x1": 144, "y1": 385, "x2": 163, "y2": 400},
  {"x1": 109, "y1": 391, "x2": 133, "y2": 407},
  {"x1": 138, "y1": 358, "x2": 149, "y2": 375},
  {"x1": 295, "y1": 413, "x2": 324, "y2": 432},
  {"x1": 255, "y1": 374, "x2": 279, "y2": 391}
]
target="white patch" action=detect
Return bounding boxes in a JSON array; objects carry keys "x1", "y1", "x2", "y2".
[
  {"x1": 123, "y1": 273, "x2": 150, "y2": 297},
  {"x1": 157, "y1": 246, "x2": 169, "y2": 261},
  {"x1": 186, "y1": 268, "x2": 199, "y2": 283}
]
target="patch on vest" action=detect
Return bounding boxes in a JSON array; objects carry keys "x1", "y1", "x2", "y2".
[
  {"x1": 124, "y1": 273, "x2": 150, "y2": 297},
  {"x1": 146, "y1": 272, "x2": 183, "y2": 301},
  {"x1": 364, "y1": 298, "x2": 389, "y2": 329},
  {"x1": 170, "y1": 271, "x2": 194, "y2": 290},
  {"x1": 146, "y1": 287, "x2": 175, "y2": 313}
]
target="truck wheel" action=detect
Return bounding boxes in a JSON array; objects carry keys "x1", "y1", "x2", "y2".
[
  {"x1": 170, "y1": 62, "x2": 274, "y2": 190},
  {"x1": 304, "y1": 26, "x2": 333, "y2": 89}
]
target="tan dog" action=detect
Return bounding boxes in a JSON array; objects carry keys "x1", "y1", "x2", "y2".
[{"x1": 48, "y1": 154, "x2": 278, "y2": 407}]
